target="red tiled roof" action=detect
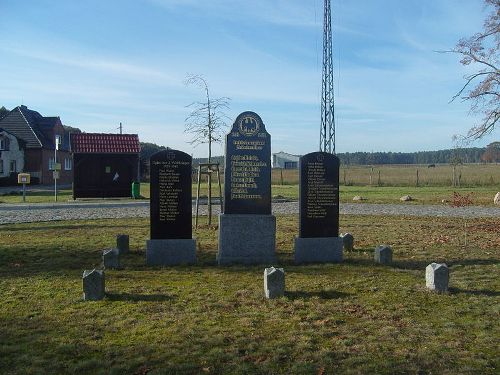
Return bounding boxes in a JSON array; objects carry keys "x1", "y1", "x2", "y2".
[{"x1": 71, "y1": 133, "x2": 140, "y2": 154}]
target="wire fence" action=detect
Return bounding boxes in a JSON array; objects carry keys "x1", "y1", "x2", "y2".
[{"x1": 271, "y1": 164, "x2": 500, "y2": 187}]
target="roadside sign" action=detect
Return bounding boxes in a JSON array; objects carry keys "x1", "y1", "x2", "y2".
[
  {"x1": 53, "y1": 163, "x2": 62, "y2": 171},
  {"x1": 53, "y1": 171, "x2": 60, "y2": 179},
  {"x1": 17, "y1": 173, "x2": 31, "y2": 184},
  {"x1": 55, "y1": 135, "x2": 61, "y2": 150}
]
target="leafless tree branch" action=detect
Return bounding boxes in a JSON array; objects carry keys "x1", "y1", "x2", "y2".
[
  {"x1": 184, "y1": 74, "x2": 231, "y2": 161},
  {"x1": 446, "y1": 0, "x2": 500, "y2": 141}
]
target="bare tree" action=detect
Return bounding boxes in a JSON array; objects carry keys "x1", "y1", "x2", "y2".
[
  {"x1": 184, "y1": 74, "x2": 230, "y2": 227},
  {"x1": 448, "y1": 0, "x2": 499, "y2": 141},
  {"x1": 184, "y1": 74, "x2": 230, "y2": 162}
]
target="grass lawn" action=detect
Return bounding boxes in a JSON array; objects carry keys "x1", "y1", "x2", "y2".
[
  {"x1": 191, "y1": 184, "x2": 498, "y2": 206},
  {"x1": 0, "y1": 189, "x2": 74, "y2": 204},
  {"x1": 0, "y1": 214, "x2": 498, "y2": 374},
  {"x1": 0, "y1": 182, "x2": 497, "y2": 206}
]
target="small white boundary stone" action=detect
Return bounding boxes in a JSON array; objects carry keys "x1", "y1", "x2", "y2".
[
  {"x1": 116, "y1": 234, "x2": 129, "y2": 254},
  {"x1": 425, "y1": 263, "x2": 449, "y2": 292},
  {"x1": 103, "y1": 248, "x2": 120, "y2": 269},
  {"x1": 494, "y1": 192, "x2": 500, "y2": 205},
  {"x1": 83, "y1": 269, "x2": 105, "y2": 301},
  {"x1": 374, "y1": 245, "x2": 393, "y2": 264},
  {"x1": 340, "y1": 233, "x2": 354, "y2": 252},
  {"x1": 264, "y1": 267, "x2": 285, "y2": 299}
]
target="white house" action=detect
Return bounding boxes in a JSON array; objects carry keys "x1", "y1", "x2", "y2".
[
  {"x1": 272, "y1": 151, "x2": 301, "y2": 169},
  {"x1": 0, "y1": 128, "x2": 25, "y2": 178}
]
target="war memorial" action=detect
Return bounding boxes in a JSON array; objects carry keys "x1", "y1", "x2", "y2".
[{"x1": 1, "y1": 0, "x2": 498, "y2": 373}]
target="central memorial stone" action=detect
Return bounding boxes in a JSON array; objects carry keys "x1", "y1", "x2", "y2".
[
  {"x1": 294, "y1": 151, "x2": 343, "y2": 263},
  {"x1": 146, "y1": 149, "x2": 196, "y2": 265},
  {"x1": 217, "y1": 111, "x2": 276, "y2": 265}
]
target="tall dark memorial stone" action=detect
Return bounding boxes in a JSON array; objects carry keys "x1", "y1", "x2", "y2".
[
  {"x1": 217, "y1": 111, "x2": 276, "y2": 265},
  {"x1": 146, "y1": 149, "x2": 196, "y2": 265},
  {"x1": 223, "y1": 112, "x2": 271, "y2": 215},
  {"x1": 294, "y1": 151, "x2": 343, "y2": 263}
]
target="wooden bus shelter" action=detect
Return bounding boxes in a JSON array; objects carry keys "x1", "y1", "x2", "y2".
[{"x1": 71, "y1": 133, "x2": 140, "y2": 198}]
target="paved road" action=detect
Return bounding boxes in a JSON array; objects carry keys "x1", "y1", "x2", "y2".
[{"x1": 0, "y1": 201, "x2": 498, "y2": 224}]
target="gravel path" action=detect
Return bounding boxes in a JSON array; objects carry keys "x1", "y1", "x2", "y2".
[{"x1": 0, "y1": 201, "x2": 498, "y2": 225}]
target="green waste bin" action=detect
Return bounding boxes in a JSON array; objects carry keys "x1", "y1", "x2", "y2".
[{"x1": 131, "y1": 181, "x2": 141, "y2": 199}]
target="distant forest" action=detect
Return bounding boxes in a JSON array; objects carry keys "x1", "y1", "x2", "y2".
[
  {"x1": 193, "y1": 147, "x2": 495, "y2": 166},
  {"x1": 335, "y1": 148, "x2": 488, "y2": 165}
]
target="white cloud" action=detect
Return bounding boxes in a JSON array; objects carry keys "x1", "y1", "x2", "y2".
[{"x1": 0, "y1": 44, "x2": 178, "y2": 85}]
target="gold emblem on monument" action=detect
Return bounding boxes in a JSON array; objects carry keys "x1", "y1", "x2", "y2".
[{"x1": 238, "y1": 116, "x2": 260, "y2": 136}]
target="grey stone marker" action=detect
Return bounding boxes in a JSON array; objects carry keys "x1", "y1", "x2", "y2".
[
  {"x1": 294, "y1": 237, "x2": 343, "y2": 263},
  {"x1": 218, "y1": 215, "x2": 276, "y2": 265},
  {"x1": 82, "y1": 269, "x2": 105, "y2": 301},
  {"x1": 426, "y1": 263, "x2": 449, "y2": 292},
  {"x1": 103, "y1": 248, "x2": 120, "y2": 269},
  {"x1": 264, "y1": 267, "x2": 285, "y2": 299},
  {"x1": 146, "y1": 239, "x2": 197, "y2": 265},
  {"x1": 341, "y1": 233, "x2": 354, "y2": 252},
  {"x1": 116, "y1": 234, "x2": 129, "y2": 254},
  {"x1": 374, "y1": 245, "x2": 392, "y2": 264}
]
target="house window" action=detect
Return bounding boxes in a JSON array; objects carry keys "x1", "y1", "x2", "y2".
[
  {"x1": 64, "y1": 158, "x2": 72, "y2": 171},
  {"x1": 48, "y1": 157, "x2": 55, "y2": 170},
  {"x1": 0, "y1": 137, "x2": 9, "y2": 151},
  {"x1": 0, "y1": 160, "x2": 3, "y2": 174},
  {"x1": 9, "y1": 160, "x2": 16, "y2": 173}
]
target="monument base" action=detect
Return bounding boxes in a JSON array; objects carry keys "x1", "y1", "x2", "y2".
[
  {"x1": 294, "y1": 237, "x2": 343, "y2": 264},
  {"x1": 217, "y1": 214, "x2": 276, "y2": 265},
  {"x1": 146, "y1": 239, "x2": 196, "y2": 266}
]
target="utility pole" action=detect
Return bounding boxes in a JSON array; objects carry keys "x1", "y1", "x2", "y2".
[{"x1": 320, "y1": 0, "x2": 336, "y2": 154}]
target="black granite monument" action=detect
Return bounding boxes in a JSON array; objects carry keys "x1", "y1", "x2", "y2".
[
  {"x1": 150, "y1": 149, "x2": 192, "y2": 239},
  {"x1": 223, "y1": 112, "x2": 271, "y2": 215},
  {"x1": 294, "y1": 151, "x2": 343, "y2": 263},
  {"x1": 299, "y1": 152, "x2": 339, "y2": 237},
  {"x1": 217, "y1": 111, "x2": 276, "y2": 265},
  {"x1": 146, "y1": 149, "x2": 196, "y2": 265}
]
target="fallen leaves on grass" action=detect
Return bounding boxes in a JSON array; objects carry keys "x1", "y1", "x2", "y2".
[{"x1": 425, "y1": 235, "x2": 452, "y2": 245}]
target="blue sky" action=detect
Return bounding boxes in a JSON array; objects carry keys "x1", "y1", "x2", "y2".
[{"x1": 0, "y1": 0, "x2": 497, "y2": 157}]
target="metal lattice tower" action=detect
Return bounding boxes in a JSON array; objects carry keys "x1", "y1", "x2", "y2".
[{"x1": 320, "y1": 0, "x2": 335, "y2": 154}]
